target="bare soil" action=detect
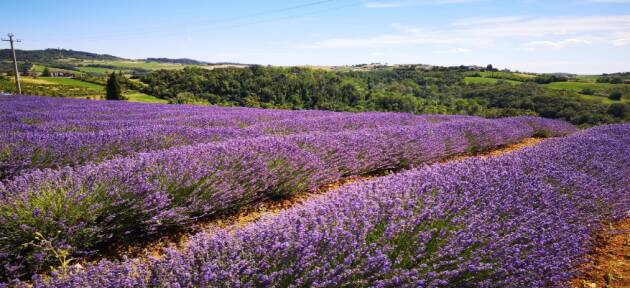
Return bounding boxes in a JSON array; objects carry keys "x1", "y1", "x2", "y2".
[
  {"x1": 60, "y1": 136, "x2": 630, "y2": 288},
  {"x1": 110, "y1": 137, "x2": 547, "y2": 260},
  {"x1": 571, "y1": 218, "x2": 630, "y2": 288}
]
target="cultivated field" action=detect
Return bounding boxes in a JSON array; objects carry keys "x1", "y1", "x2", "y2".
[
  {"x1": 0, "y1": 95, "x2": 627, "y2": 287},
  {"x1": 0, "y1": 76, "x2": 165, "y2": 103},
  {"x1": 29, "y1": 124, "x2": 628, "y2": 288}
]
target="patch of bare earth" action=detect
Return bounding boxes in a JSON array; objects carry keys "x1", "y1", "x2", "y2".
[
  {"x1": 107, "y1": 137, "x2": 546, "y2": 260},
  {"x1": 571, "y1": 218, "x2": 630, "y2": 288}
]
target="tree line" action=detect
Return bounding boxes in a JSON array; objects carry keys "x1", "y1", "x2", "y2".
[{"x1": 114, "y1": 65, "x2": 625, "y2": 126}]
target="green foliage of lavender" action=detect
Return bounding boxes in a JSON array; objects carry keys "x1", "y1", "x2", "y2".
[
  {"x1": 1, "y1": 96, "x2": 470, "y2": 179},
  {"x1": 141, "y1": 66, "x2": 630, "y2": 126},
  {"x1": 0, "y1": 96, "x2": 575, "y2": 279},
  {"x1": 14, "y1": 124, "x2": 629, "y2": 288}
]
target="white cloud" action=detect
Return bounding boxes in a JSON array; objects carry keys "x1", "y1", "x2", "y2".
[
  {"x1": 365, "y1": 2, "x2": 407, "y2": 8},
  {"x1": 364, "y1": 0, "x2": 482, "y2": 8},
  {"x1": 522, "y1": 38, "x2": 592, "y2": 49},
  {"x1": 588, "y1": 0, "x2": 630, "y2": 3},
  {"x1": 296, "y1": 33, "x2": 456, "y2": 48},
  {"x1": 611, "y1": 36, "x2": 630, "y2": 46},
  {"x1": 463, "y1": 15, "x2": 630, "y2": 38},
  {"x1": 390, "y1": 23, "x2": 423, "y2": 34},
  {"x1": 443, "y1": 47, "x2": 471, "y2": 53},
  {"x1": 298, "y1": 15, "x2": 630, "y2": 49},
  {"x1": 450, "y1": 16, "x2": 526, "y2": 26}
]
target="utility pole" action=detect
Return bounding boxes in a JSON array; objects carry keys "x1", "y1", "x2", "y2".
[{"x1": 2, "y1": 33, "x2": 22, "y2": 94}]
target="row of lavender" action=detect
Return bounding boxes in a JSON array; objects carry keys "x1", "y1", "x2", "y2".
[
  {"x1": 16, "y1": 124, "x2": 628, "y2": 288},
  {"x1": 1, "y1": 96, "x2": 469, "y2": 179},
  {"x1": 1, "y1": 95, "x2": 463, "y2": 133},
  {"x1": 0, "y1": 114, "x2": 574, "y2": 279}
]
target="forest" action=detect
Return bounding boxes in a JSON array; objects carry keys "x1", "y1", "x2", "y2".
[{"x1": 140, "y1": 65, "x2": 629, "y2": 126}]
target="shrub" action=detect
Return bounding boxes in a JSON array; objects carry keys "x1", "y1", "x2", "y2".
[
  {"x1": 25, "y1": 124, "x2": 629, "y2": 288},
  {"x1": 607, "y1": 103, "x2": 628, "y2": 118},
  {"x1": 0, "y1": 100, "x2": 575, "y2": 278},
  {"x1": 608, "y1": 91, "x2": 622, "y2": 101}
]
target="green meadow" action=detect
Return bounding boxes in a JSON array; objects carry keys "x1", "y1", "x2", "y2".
[{"x1": 464, "y1": 77, "x2": 521, "y2": 85}]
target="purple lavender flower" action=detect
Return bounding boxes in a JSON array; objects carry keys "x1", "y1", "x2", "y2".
[
  {"x1": 17, "y1": 124, "x2": 629, "y2": 288},
  {"x1": 0, "y1": 95, "x2": 578, "y2": 281}
]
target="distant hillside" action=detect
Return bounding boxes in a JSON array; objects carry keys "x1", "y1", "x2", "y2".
[
  {"x1": 141, "y1": 65, "x2": 629, "y2": 126},
  {"x1": 208, "y1": 62, "x2": 251, "y2": 66},
  {"x1": 145, "y1": 58, "x2": 208, "y2": 65},
  {"x1": 598, "y1": 72, "x2": 630, "y2": 84},
  {"x1": 0, "y1": 49, "x2": 124, "y2": 62},
  {"x1": 144, "y1": 58, "x2": 251, "y2": 66}
]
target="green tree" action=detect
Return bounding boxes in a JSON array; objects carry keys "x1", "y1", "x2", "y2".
[
  {"x1": 607, "y1": 103, "x2": 628, "y2": 118},
  {"x1": 20, "y1": 62, "x2": 34, "y2": 75},
  {"x1": 170, "y1": 92, "x2": 201, "y2": 104},
  {"x1": 105, "y1": 72, "x2": 124, "y2": 100},
  {"x1": 609, "y1": 77, "x2": 623, "y2": 84},
  {"x1": 608, "y1": 91, "x2": 622, "y2": 101},
  {"x1": 580, "y1": 88, "x2": 594, "y2": 95},
  {"x1": 137, "y1": 65, "x2": 620, "y2": 126},
  {"x1": 42, "y1": 68, "x2": 51, "y2": 77}
]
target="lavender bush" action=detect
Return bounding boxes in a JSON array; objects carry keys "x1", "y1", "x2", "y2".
[
  {"x1": 15, "y1": 124, "x2": 627, "y2": 288},
  {"x1": 1, "y1": 96, "x2": 471, "y2": 179},
  {"x1": 0, "y1": 95, "x2": 575, "y2": 280}
]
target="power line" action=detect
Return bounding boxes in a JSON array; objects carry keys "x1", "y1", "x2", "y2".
[
  {"x1": 99, "y1": 0, "x2": 362, "y2": 42},
  {"x1": 11, "y1": 1, "x2": 363, "y2": 63},
  {"x1": 208, "y1": 1, "x2": 362, "y2": 31},
  {"x1": 39, "y1": 0, "x2": 345, "y2": 42},
  {"x1": 204, "y1": 0, "x2": 337, "y2": 25},
  {"x1": 2, "y1": 33, "x2": 22, "y2": 94}
]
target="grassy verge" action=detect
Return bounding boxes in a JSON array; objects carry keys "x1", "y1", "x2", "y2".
[
  {"x1": 123, "y1": 91, "x2": 168, "y2": 103},
  {"x1": 464, "y1": 77, "x2": 520, "y2": 85},
  {"x1": 1, "y1": 77, "x2": 165, "y2": 103}
]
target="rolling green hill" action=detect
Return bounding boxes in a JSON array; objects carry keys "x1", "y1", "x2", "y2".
[
  {"x1": 1, "y1": 76, "x2": 165, "y2": 103},
  {"x1": 1, "y1": 49, "x2": 628, "y2": 125},
  {"x1": 0, "y1": 48, "x2": 122, "y2": 62}
]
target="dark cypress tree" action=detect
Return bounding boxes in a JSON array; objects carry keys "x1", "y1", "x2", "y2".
[{"x1": 105, "y1": 72, "x2": 123, "y2": 100}]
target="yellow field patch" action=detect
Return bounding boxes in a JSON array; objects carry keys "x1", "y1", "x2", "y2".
[{"x1": 17, "y1": 77, "x2": 57, "y2": 85}]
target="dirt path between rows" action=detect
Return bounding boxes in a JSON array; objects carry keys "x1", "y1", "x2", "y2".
[
  {"x1": 571, "y1": 218, "x2": 630, "y2": 288},
  {"x1": 111, "y1": 137, "x2": 546, "y2": 260},
  {"x1": 54, "y1": 136, "x2": 630, "y2": 288}
]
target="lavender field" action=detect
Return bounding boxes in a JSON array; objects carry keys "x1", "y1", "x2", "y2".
[
  {"x1": 1, "y1": 95, "x2": 627, "y2": 288},
  {"x1": 23, "y1": 124, "x2": 630, "y2": 288}
]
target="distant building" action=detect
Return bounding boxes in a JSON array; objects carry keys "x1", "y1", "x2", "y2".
[{"x1": 46, "y1": 71, "x2": 73, "y2": 77}]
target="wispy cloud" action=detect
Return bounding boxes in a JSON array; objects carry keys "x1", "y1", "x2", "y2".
[
  {"x1": 588, "y1": 0, "x2": 630, "y2": 3},
  {"x1": 298, "y1": 15, "x2": 630, "y2": 49},
  {"x1": 364, "y1": 1, "x2": 407, "y2": 8},
  {"x1": 297, "y1": 23, "x2": 461, "y2": 48},
  {"x1": 450, "y1": 16, "x2": 525, "y2": 26},
  {"x1": 364, "y1": 0, "x2": 482, "y2": 8},
  {"x1": 522, "y1": 38, "x2": 592, "y2": 49},
  {"x1": 611, "y1": 36, "x2": 630, "y2": 46},
  {"x1": 462, "y1": 15, "x2": 630, "y2": 38},
  {"x1": 442, "y1": 47, "x2": 471, "y2": 53}
]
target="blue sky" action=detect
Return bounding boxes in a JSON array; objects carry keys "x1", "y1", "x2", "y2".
[{"x1": 2, "y1": 0, "x2": 629, "y2": 73}]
